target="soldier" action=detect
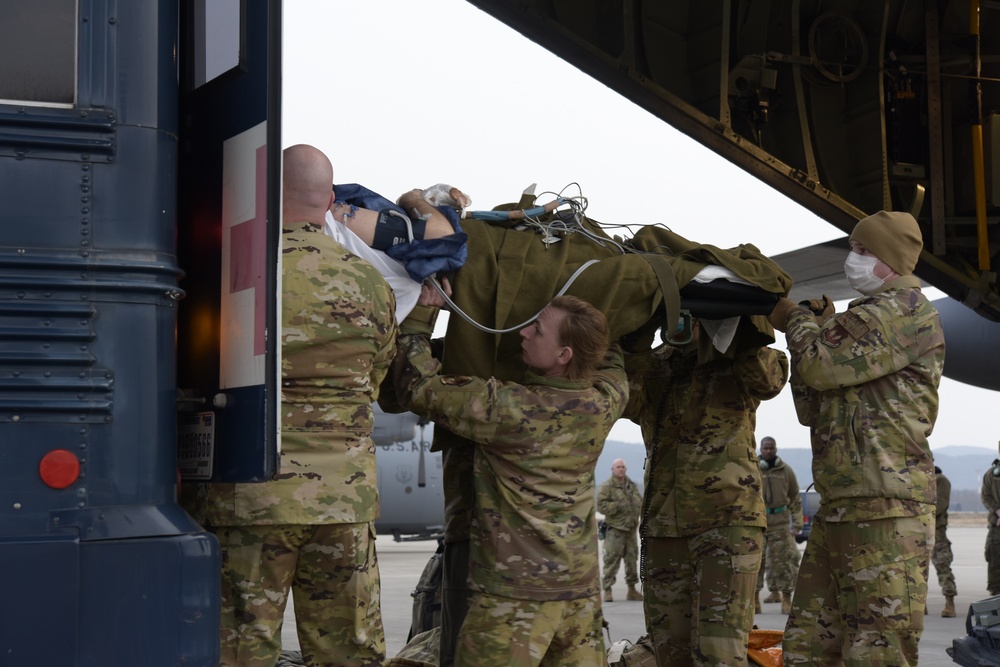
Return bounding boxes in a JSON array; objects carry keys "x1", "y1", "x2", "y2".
[
  {"x1": 183, "y1": 145, "x2": 398, "y2": 666},
  {"x1": 755, "y1": 436, "x2": 803, "y2": 615},
  {"x1": 623, "y1": 318, "x2": 788, "y2": 666},
  {"x1": 981, "y1": 450, "x2": 1000, "y2": 595},
  {"x1": 388, "y1": 290, "x2": 628, "y2": 667},
  {"x1": 597, "y1": 459, "x2": 643, "y2": 602},
  {"x1": 769, "y1": 210, "x2": 945, "y2": 666},
  {"x1": 931, "y1": 466, "x2": 958, "y2": 617}
]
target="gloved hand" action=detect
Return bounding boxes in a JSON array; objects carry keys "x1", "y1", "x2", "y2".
[
  {"x1": 767, "y1": 297, "x2": 797, "y2": 332},
  {"x1": 799, "y1": 294, "x2": 835, "y2": 324}
]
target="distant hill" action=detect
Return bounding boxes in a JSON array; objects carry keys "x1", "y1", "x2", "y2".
[{"x1": 596, "y1": 441, "x2": 997, "y2": 512}]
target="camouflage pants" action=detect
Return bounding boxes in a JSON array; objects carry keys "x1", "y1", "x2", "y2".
[
  {"x1": 212, "y1": 522, "x2": 385, "y2": 667},
  {"x1": 440, "y1": 538, "x2": 472, "y2": 667},
  {"x1": 986, "y1": 525, "x2": 1000, "y2": 595},
  {"x1": 931, "y1": 529, "x2": 957, "y2": 597},
  {"x1": 440, "y1": 444, "x2": 476, "y2": 667},
  {"x1": 642, "y1": 526, "x2": 764, "y2": 666},
  {"x1": 986, "y1": 525, "x2": 1000, "y2": 594},
  {"x1": 755, "y1": 523, "x2": 800, "y2": 594},
  {"x1": 455, "y1": 591, "x2": 605, "y2": 667},
  {"x1": 603, "y1": 526, "x2": 640, "y2": 590},
  {"x1": 782, "y1": 512, "x2": 931, "y2": 667}
]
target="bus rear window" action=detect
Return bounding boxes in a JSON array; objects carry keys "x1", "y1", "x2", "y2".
[{"x1": 0, "y1": 0, "x2": 77, "y2": 107}]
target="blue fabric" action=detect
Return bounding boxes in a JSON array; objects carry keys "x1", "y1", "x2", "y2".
[
  {"x1": 466, "y1": 199, "x2": 568, "y2": 222},
  {"x1": 333, "y1": 183, "x2": 468, "y2": 282}
]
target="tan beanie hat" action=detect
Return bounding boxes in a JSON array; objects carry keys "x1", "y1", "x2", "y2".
[{"x1": 849, "y1": 210, "x2": 923, "y2": 275}]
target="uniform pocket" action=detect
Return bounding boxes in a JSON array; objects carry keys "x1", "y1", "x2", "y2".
[
  {"x1": 849, "y1": 533, "x2": 924, "y2": 633},
  {"x1": 722, "y1": 552, "x2": 763, "y2": 628}
]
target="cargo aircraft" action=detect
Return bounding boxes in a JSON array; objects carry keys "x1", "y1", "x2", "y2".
[{"x1": 1, "y1": 1, "x2": 998, "y2": 665}]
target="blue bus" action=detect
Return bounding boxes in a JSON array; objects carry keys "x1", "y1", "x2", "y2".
[{"x1": 0, "y1": 2, "x2": 280, "y2": 664}]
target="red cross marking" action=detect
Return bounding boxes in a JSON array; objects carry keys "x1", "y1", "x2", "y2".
[{"x1": 228, "y1": 144, "x2": 267, "y2": 357}]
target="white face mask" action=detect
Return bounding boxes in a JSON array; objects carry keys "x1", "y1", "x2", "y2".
[{"x1": 844, "y1": 252, "x2": 884, "y2": 294}]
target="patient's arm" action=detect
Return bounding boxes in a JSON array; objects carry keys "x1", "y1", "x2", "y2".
[
  {"x1": 397, "y1": 189, "x2": 456, "y2": 240},
  {"x1": 329, "y1": 188, "x2": 456, "y2": 248}
]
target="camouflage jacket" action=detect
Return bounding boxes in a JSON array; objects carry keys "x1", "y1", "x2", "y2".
[
  {"x1": 982, "y1": 463, "x2": 1000, "y2": 529},
  {"x1": 761, "y1": 458, "x2": 803, "y2": 532},
  {"x1": 597, "y1": 475, "x2": 642, "y2": 531},
  {"x1": 935, "y1": 470, "x2": 950, "y2": 533},
  {"x1": 624, "y1": 342, "x2": 788, "y2": 538},
  {"x1": 394, "y1": 310, "x2": 628, "y2": 601},
  {"x1": 187, "y1": 220, "x2": 397, "y2": 526},
  {"x1": 785, "y1": 277, "x2": 944, "y2": 522}
]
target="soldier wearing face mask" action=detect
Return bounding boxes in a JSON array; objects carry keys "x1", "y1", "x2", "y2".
[{"x1": 767, "y1": 210, "x2": 945, "y2": 666}]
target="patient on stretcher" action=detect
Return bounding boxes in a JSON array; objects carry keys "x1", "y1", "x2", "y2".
[
  {"x1": 331, "y1": 185, "x2": 466, "y2": 250},
  {"x1": 324, "y1": 183, "x2": 469, "y2": 322}
]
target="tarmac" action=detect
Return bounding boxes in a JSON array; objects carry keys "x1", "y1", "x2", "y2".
[{"x1": 280, "y1": 518, "x2": 993, "y2": 666}]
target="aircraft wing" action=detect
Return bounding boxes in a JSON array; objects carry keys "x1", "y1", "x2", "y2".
[
  {"x1": 772, "y1": 238, "x2": 854, "y2": 303},
  {"x1": 465, "y1": 1, "x2": 1000, "y2": 322}
]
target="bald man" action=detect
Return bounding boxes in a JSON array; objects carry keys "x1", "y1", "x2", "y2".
[
  {"x1": 186, "y1": 144, "x2": 398, "y2": 666},
  {"x1": 597, "y1": 459, "x2": 643, "y2": 601}
]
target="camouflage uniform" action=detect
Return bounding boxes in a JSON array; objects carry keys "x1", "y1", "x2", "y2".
[
  {"x1": 624, "y1": 338, "x2": 788, "y2": 666},
  {"x1": 185, "y1": 220, "x2": 397, "y2": 667},
  {"x1": 932, "y1": 469, "x2": 957, "y2": 597},
  {"x1": 597, "y1": 474, "x2": 642, "y2": 592},
  {"x1": 981, "y1": 461, "x2": 1000, "y2": 595},
  {"x1": 391, "y1": 305, "x2": 629, "y2": 667},
  {"x1": 756, "y1": 457, "x2": 803, "y2": 596},
  {"x1": 781, "y1": 276, "x2": 944, "y2": 666}
]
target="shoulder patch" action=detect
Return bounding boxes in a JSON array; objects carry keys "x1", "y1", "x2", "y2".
[
  {"x1": 820, "y1": 324, "x2": 849, "y2": 348},
  {"x1": 440, "y1": 375, "x2": 473, "y2": 386}
]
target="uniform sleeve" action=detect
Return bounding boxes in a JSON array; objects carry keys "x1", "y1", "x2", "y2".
[
  {"x1": 982, "y1": 471, "x2": 1000, "y2": 514},
  {"x1": 936, "y1": 475, "x2": 950, "y2": 515},
  {"x1": 368, "y1": 291, "x2": 398, "y2": 399},
  {"x1": 621, "y1": 350, "x2": 652, "y2": 423},
  {"x1": 395, "y1": 330, "x2": 630, "y2": 448},
  {"x1": 786, "y1": 468, "x2": 803, "y2": 532},
  {"x1": 596, "y1": 481, "x2": 614, "y2": 516},
  {"x1": 784, "y1": 301, "x2": 923, "y2": 391},
  {"x1": 595, "y1": 345, "x2": 630, "y2": 415},
  {"x1": 979, "y1": 468, "x2": 1000, "y2": 525},
  {"x1": 393, "y1": 330, "x2": 504, "y2": 445},
  {"x1": 789, "y1": 362, "x2": 820, "y2": 428},
  {"x1": 630, "y1": 480, "x2": 643, "y2": 513},
  {"x1": 732, "y1": 346, "x2": 789, "y2": 401}
]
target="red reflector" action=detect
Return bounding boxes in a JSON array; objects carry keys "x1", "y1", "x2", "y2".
[{"x1": 39, "y1": 449, "x2": 80, "y2": 489}]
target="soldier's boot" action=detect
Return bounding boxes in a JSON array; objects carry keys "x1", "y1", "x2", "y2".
[
  {"x1": 604, "y1": 588, "x2": 613, "y2": 603},
  {"x1": 754, "y1": 593, "x2": 762, "y2": 614},
  {"x1": 626, "y1": 585, "x2": 644, "y2": 601},
  {"x1": 763, "y1": 591, "x2": 781, "y2": 604},
  {"x1": 781, "y1": 592, "x2": 792, "y2": 615},
  {"x1": 942, "y1": 596, "x2": 956, "y2": 618}
]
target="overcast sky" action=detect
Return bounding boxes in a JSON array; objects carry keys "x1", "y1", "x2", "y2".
[{"x1": 282, "y1": 0, "x2": 998, "y2": 453}]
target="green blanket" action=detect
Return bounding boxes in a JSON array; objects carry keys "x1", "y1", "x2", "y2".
[{"x1": 434, "y1": 203, "x2": 792, "y2": 542}]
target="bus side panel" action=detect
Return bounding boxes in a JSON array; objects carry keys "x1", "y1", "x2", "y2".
[
  {"x1": 78, "y1": 533, "x2": 220, "y2": 666},
  {"x1": 0, "y1": 2, "x2": 222, "y2": 665},
  {"x1": 0, "y1": 537, "x2": 80, "y2": 665}
]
